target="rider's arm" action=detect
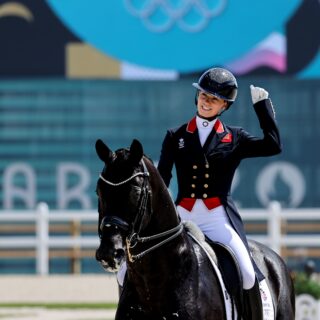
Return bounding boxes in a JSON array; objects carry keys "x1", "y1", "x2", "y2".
[{"x1": 237, "y1": 86, "x2": 282, "y2": 158}]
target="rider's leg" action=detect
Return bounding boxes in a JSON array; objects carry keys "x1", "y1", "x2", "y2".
[
  {"x1": 204, "y1": 213, "x2": 255, "y2": 290},
  {"x1": 177, "y1": 202, "x2": 263, "y2": 319},
  {"x1": 200, "y1": 205, "x2": 263, "y2": 319},
  {"x1": 178, "y1": 202, "x2": 255, "y2": 289}
]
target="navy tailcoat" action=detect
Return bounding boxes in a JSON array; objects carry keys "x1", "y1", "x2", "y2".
[{"x1": 157, "y1": 99, "x2": 281, "y2": 280}]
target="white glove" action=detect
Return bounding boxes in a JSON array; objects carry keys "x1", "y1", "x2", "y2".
[{"x1": 250, "y1": 85, "x2": 269, "y2": 104}]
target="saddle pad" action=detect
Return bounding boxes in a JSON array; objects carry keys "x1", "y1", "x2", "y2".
[{"x1": 259, "y1": 279, "x2": 275, "y2": 320}]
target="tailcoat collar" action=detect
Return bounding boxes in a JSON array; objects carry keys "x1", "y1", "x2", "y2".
[{"x1": 186, "y1": 116, "x2": 224, "y2": 134}]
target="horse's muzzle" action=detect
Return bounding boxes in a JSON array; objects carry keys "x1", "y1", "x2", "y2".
[{"x1": 95, "y1": 247, "x2": 125, "y2": 272}]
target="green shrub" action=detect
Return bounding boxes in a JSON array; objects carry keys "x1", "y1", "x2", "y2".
[{"x1": 293, "y1": 272, "x2": 320, "y2": 299}]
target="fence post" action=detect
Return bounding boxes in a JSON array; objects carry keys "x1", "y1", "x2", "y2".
[
  {"x1": 268, "y1": 201, "x2": 281, "y2": 255},
  {"x1": 36, "y1": 202, "x2": 49, "y2": 275}
]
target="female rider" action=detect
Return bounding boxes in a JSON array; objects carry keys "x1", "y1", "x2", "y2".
[{"x1": 157, "y1": 67, "x2": 281, "y2": 320}]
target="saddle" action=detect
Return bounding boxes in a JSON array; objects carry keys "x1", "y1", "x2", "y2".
[
  {"x1": 205, "y1": 237, "x2": 244, "y2": 317},
  {"x1": 205, "y1": 237, "x2": 264, "y2": 320}
]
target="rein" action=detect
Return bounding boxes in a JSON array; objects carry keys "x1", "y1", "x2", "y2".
[
  {"x1": 99, "y1": 158, "x2": 183, "y2": 263},
  {"x1": 126, "y1": 223, "x2": 183, "y2": 262}
]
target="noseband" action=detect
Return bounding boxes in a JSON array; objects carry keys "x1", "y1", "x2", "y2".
[{"x1": 99, "y1": 159, "x2": 183, "y2": 262}]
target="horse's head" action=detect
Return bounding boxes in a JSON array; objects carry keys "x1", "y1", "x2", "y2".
[{"x1": 95, "y1": 138, "x2": 152, "y2": 272}]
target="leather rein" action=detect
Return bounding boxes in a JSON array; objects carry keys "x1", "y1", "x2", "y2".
[{"x1": 99, "y1": 159, "x2": 183, "y2": 263}]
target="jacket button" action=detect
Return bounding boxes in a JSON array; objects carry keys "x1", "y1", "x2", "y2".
[
  {"x1": 193, "y1": 165, "x2": 198, "y2": 169},
  {"x1": 204, "y1": 184, "x2": 208, "y2": 188},
  {"x1": 205, "y1": 174, "x2": 209, "y2": 178},
  {"x1": 191, "y1": 193, "x2": 195, "y2": 198},
  {"x1": 203, "y1": 193, "x2": 208, "y2": 198},
  {"x1": 191, "y1": 184, "x2": 196, "y2": 188},
  {"x1": 193, "y1": 176, "x2": 197, "y2": 179},
  {"x1": 205, "y1": 164, "x2": 209, "y2": 168}
]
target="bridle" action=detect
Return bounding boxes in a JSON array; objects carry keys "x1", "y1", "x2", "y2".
[{"x1": 99, "y1": 158, "x2": 183, "y2": 263}]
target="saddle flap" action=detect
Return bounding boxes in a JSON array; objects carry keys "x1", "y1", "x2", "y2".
[{"x1": 205, "y1": 237, "x2": 244, "y2": 314}]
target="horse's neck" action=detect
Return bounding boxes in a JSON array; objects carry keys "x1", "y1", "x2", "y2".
[
  {"x1": 129, "y1": 184, "x2": 198, "y2": 302},
  {"x1": 129, "y1": 232, "x2": 193, "y2": 294},
  {"x1": 151, "y1": 183, "x2": 180, "y2": 230},
  {"x1": 130, "y1": 165, "x2": 192, "y2": 284},
  {"x1": 132, "y1": 185, "x2": 191, "y2": 274}
]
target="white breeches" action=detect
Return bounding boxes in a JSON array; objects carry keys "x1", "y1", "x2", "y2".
[{"x1": 177, "y1": 200, "x2": 255, "y2": 290}]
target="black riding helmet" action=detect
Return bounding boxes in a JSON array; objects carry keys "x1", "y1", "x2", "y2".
[{"x1": 193, "y1": 67, "x2": 238, "y2": 108}]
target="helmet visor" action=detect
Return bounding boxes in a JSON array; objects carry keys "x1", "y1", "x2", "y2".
[{"x1": 192, "y1": 82, "x2": 237, "y2": 102}]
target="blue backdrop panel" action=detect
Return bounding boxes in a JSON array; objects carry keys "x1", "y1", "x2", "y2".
[{"x1": 0, "y1": 78, "x2": 319, "y2": 209}]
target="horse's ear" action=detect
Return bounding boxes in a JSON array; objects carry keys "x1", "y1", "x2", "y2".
[
  {"x1": 95, "y1": 139, "x2": 113, "y2": 164},
  {"x1": 129, "y1": 139, "x2": 143, "y2": 165}
]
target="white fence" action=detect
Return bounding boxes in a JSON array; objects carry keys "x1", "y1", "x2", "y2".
[
  {"x1": 0, "y1": 201, "x2": 320, "y2": 275},
  {"x1": 1, "y1": 202, "x2": 320, "y2": 319},
  {"x1": 0, "y1": 202, "x2": 98, "y2": 275},
  {"x1": 240, "y1": 201, "x2": 320, "y2": 253}
]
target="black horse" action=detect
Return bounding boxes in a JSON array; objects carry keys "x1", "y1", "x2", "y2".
[{"x1": 95, "y1": 139, "x2": 295, "y2": 320}]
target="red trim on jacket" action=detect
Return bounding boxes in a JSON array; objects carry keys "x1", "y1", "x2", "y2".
[
  {"x1": 186, "y1": 117, "x2": 197, "y2": 133},
  {"x1": 214, "y1": 119, "x2": 224, "y2": 133},
  {"x1": 178, "y1": 197, "x2": 222, "y2": 212},
  {"x1": 203, "y1": 197, "x2": 222, "y2": 210},
  {"x1": 221, "y1": 132, "x2": 232, "y2": 142},
  {"x1": 178, "y1": 198, "x2": 196, "y2": 211}
]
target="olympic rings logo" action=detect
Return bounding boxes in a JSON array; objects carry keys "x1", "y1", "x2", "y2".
[{"x1": 124, "y1": 0, "x2": 227, "y2": 33}]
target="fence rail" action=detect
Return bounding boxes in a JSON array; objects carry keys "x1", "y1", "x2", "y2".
[
  {"x1": 0, "y1": 203, "x2": 98, "y2": 274},
  {"x1": 0, "y1": 201, "x2": 320, "y2": 275}
]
